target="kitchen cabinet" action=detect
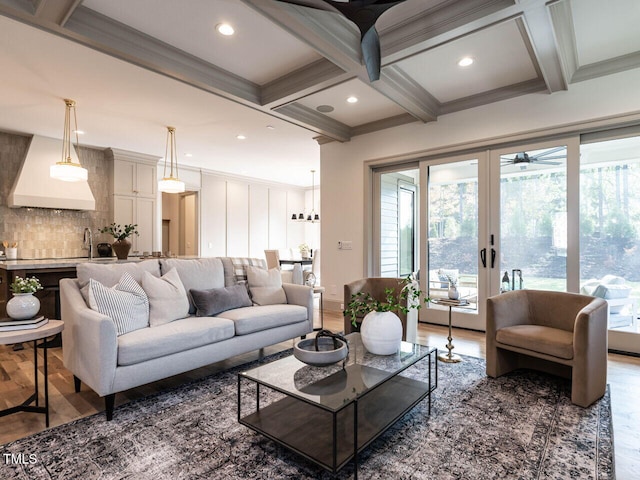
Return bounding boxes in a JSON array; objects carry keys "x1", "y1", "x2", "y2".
[
  {"x1": 108, "y1": 149, "x2": 160, "y2": 253},
  {"x1": 113, "y1": 156, "x2": 156, "y2": 198}
]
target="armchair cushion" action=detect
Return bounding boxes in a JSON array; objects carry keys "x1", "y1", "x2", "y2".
[{"x1": 496, "y1": 325, "x2": 574, "y2": 360}]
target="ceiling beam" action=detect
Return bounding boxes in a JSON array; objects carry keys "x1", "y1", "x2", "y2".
[
  {"x1": 380, "y1": 0, "x2": 516, "y2": 62},
  {"x1": 377, "y1": 66, "x2": 439, "y2": 122},
  {"x1": 260, "y1": 59, "x2": 351, "y2": 108},
  {"x1": 274, "y1": 103, "x2": 351, "y2": 142},
  {"x1": 32, "y1": 0, "x2": 81, "y2": 26},
  {"x1": 518, "y1": 1, "x2": 568, "y2": 92}
]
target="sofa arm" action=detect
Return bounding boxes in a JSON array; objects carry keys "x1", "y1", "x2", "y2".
[
  {"x1": 282, "y1": 283, "x2": 314, "y2": 330},
  {"x1": 60, "y1": 278, "x2": 118, "y2": 397}
]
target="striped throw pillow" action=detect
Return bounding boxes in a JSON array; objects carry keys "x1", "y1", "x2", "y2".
[{"x1": 88, "y1": 272, "x2": 150, "y2": 336}]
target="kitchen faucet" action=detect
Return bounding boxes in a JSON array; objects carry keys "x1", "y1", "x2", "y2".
[{"x1": 83, "y1": 227, "x2": 93, "y2": 259}]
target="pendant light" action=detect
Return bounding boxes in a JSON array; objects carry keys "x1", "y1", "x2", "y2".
[
  {"x1": 291, "y1": 170, "x2": 320, "y2": 223},
  {"x1": 158, "y1": 126, "x2": 185, "y2": 194},
  {"x1": 308, "y1": 169, "x2": 320, "y2": 223},
  {"x1": 50, "y1": 99, "x2": 88, "y2": 182}
]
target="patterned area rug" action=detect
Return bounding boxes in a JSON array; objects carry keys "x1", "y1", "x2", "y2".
[{"x1": 0, "y1": 352, "x2": 614, "y2": 480}]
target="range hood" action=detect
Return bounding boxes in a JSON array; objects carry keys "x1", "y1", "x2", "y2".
[{"x1": 9, "y1": 135, "x2": 96, "y2": 210}]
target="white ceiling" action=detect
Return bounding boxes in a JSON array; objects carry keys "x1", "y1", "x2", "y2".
[{"x1": 0, "y1": 0, "x2": 638, "y2": 186}]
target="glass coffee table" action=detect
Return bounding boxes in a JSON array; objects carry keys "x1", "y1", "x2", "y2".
[{"x1": 237, "y1": 333, "x2": 437, "y2": 478}]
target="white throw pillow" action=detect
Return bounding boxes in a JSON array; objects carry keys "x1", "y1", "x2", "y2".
[
  {"x1": 141, "y1": 267, "x2": 190, "y2": 326},
  {"x1": 88, "y1": 272, "x2": 149, "y2": 336},
  {"x1": 246, "y1": 266, "x2": 287, "y2": 306}
]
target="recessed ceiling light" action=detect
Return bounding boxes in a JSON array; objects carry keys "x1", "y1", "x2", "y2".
[
  {"x1": 458, "y1": 56, "x2": 474, "y2": 67},
  {"x1": 216, "y1": 23, "x2": 235, "y2": 36},
  {"x1": 236, "y1": 134, "x2": 246, "y2": 140},
  {"x1": 73, "y1": 130, "x2": 85, "y2": 135},
  {"x1": 266, "y1": 125, "x2": 275, "y2": 130},
  {"x1": 346, "y1": 96, "x2": 358, "y2": 104},
  {"x1": 316, "y1": 105, "x2": 334, "y2": 113},
  {"x1": 184, "y1": 153, "x2": 193, "y2": 157}
]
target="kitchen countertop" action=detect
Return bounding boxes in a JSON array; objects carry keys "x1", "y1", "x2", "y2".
[{"x1": 0, "y1": 257, "x2": 144, "y2": 270}]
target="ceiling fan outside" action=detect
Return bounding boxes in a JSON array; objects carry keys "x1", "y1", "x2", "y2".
[
  {"x1": 273, "y1": 0, "x2": 408, "y2": 82},
  {"x1": 500, "y1": 146, "x2": 566, "y2": 166}
]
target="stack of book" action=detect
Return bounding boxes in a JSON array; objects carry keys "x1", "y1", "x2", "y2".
[
  {"x1": 0, "y1": 315, "x2": 48, "y2": 331},
  {"x1": 434, "y1": 298, "x2": 469, "y2": 306}
]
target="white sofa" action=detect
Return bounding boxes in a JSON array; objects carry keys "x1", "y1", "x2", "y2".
[{"x1": 60, "y1": 257, "x2": 313, "y2": 420}]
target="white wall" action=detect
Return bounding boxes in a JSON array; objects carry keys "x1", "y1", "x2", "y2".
[
  {"x1": 320, "y1": 69, "x2": 640, "y2": 310},
  {"x1": 199, "y1": 171, "x2": 308, "y2": 259}
]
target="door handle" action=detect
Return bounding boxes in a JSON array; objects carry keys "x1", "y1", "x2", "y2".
[
  {"x1": 480, "y1": 248, "x2": 486, "y2": 268},
  {"x1": 491, "y1": 248, "x2": 496, "y2": 268}
]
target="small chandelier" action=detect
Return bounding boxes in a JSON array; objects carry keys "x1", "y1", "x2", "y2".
[
  {"x1": 291, "y1": 169, "x2": 320, "y2": 223},
  {"x1": 158, "y1": 126, "x2": 185, "y2": 194},
  {"x1": 50, "y1": 99, "x2": 88, "y2": 182}
]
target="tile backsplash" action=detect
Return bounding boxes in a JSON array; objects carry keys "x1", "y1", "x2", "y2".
[{"x1": 0, "y1": 132, "x2": 113, "y2": 259}]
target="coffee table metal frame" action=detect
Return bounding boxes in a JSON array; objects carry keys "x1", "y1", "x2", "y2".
[
  {"x1": 0, "y1": 319, "x2": 64, "y2": 427},
  {"x1": 237, "y1": 334, "x2": 437, "y2": 478}
]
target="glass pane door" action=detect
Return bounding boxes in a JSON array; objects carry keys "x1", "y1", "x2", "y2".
[
  {"x1": 498, "y1": 146, "x2": 568, "y2": 293},
  {"x1": 424, "y1": 157, "x2": 485, "y2": 329},
  {"x1": 580, "y1": 135, "x2": 640, "y2": 353}
]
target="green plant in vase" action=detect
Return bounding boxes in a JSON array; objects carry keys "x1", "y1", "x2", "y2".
[
  {"x1": 343, "y1": 275, "x2": 429, "y2": 355},
  {"x1": 100, "y1": 223, "x2": 139, "y2": 260}
]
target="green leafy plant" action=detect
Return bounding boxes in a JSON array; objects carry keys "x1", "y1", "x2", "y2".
[
  {"x1": 100, "y1": 223, "x2": 139, "y2": 242},
  {"x1": 343, "y1": 275, "x2": 430, "y2": 327},
  {"x1": 10, "y1": 275, "x2": 43, "y2": 294}
]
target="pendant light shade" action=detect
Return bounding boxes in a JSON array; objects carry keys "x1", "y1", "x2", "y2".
[
  {"x1": 50, "y1": 99, "x2": 88, "y2": 182},
  {"x1": 159, "y1": 126, "x2": 185, "y2": 194},
  {"x1": 292, "y1": 170, "x2": 320, "y2": 223}
]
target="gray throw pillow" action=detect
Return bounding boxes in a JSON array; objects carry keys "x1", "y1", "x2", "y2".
[{"x1": 190, "y1": 285, "x2": 252, "y2": 317}]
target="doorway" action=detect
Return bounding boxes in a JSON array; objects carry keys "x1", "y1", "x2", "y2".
[{"x1": 162, "y1": 191, "x2": 199, "y2": 256}]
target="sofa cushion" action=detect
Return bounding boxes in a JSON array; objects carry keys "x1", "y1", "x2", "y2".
[
  {"x1": 217, "y1": 304, "x2": 307, "y2": 335},
  {"x1": 142, "y1": 268, "x2": 190, "y2": 327},
  {"x1": 190, "y1": 284, "x2": 252, "y2": 317},
  {"x1": 87, "y1": 272, "x2": 149, "y2": 336},
  {"x1": 246, "y1": 266, "x2": 287, "y2": 305},
  {"x1": 117, "y1": 316, "x2": 235, "y2": 366},
  {"x1": 77, "y1": 259, "x2": 160, "y2": 288},
  {"x1": 160, "y1": 258, "x2": 225, "y2": 313},
  {"x1": 496, "y1": 324, "x2": 573, "y2": 360}
]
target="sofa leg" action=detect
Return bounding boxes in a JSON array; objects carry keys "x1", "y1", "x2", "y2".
[
  {"x1": 73, "y1": 375, "x2": 81, "y2": 393},
  {"x1": 105, "y1": 394, "x2": 115, "y2": 421}
]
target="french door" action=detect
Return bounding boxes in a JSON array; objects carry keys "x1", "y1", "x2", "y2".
[
  {"x1": 420, "y1": 153, "x2": 489, "y2": 330},
  {"x1": 376, "y1": 135, "x2": 640, "y2": 353},
  {"x1": 419, "y1": 139, "x2": 576, "y2": 331}
]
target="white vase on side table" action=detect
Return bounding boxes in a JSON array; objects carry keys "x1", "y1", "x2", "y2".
[
  {"x1": 7, "y1": 293, "x2": 40, "y2": 320},
  {"x1": 360, "y1": 311, "x2": 403, "y2": 355}
]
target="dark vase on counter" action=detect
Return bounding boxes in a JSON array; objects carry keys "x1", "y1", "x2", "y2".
[
  {"x1": 97, "y1": 243, "x2": 112, "y2": 257},
  {"x1": 111, "y1": 239, "x2": 131, "y2": 260}
]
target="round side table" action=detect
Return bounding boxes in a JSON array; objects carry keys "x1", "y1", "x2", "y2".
[{"x1": 0, "y1": 320, "x2": 64, "y2": 427}]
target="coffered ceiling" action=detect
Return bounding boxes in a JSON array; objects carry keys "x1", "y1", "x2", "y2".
[{"x1": 0, "y1": 0, "x2": 638, "y2": 185}]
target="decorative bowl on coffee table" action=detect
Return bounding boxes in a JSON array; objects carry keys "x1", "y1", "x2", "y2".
[{"x1": 294, "y1": 337, "x2": 348, "y2": 366}]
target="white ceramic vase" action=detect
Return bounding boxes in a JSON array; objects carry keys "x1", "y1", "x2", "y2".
[
  {"x1": 7, "y1": 293, "x2": 40, "y2": 320},
  {"x1": 448, "y1": 285, "x2": 459, "y2": 300},
  {"x1": 360, "y1": 310, "x2": 403, "y2": 355}
]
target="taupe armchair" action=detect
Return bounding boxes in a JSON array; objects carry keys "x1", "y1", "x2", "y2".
[
  {"x1": 486, "y1": 290, "x2": 608, "y2": 407},
  {"x1": 343, "y1": 278, "x2": 408, "y2": 340}
]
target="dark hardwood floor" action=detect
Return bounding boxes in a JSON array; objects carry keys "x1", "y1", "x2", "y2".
[{"x1": 1, "y1": 310, "x2": 638, "y2": 478}]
